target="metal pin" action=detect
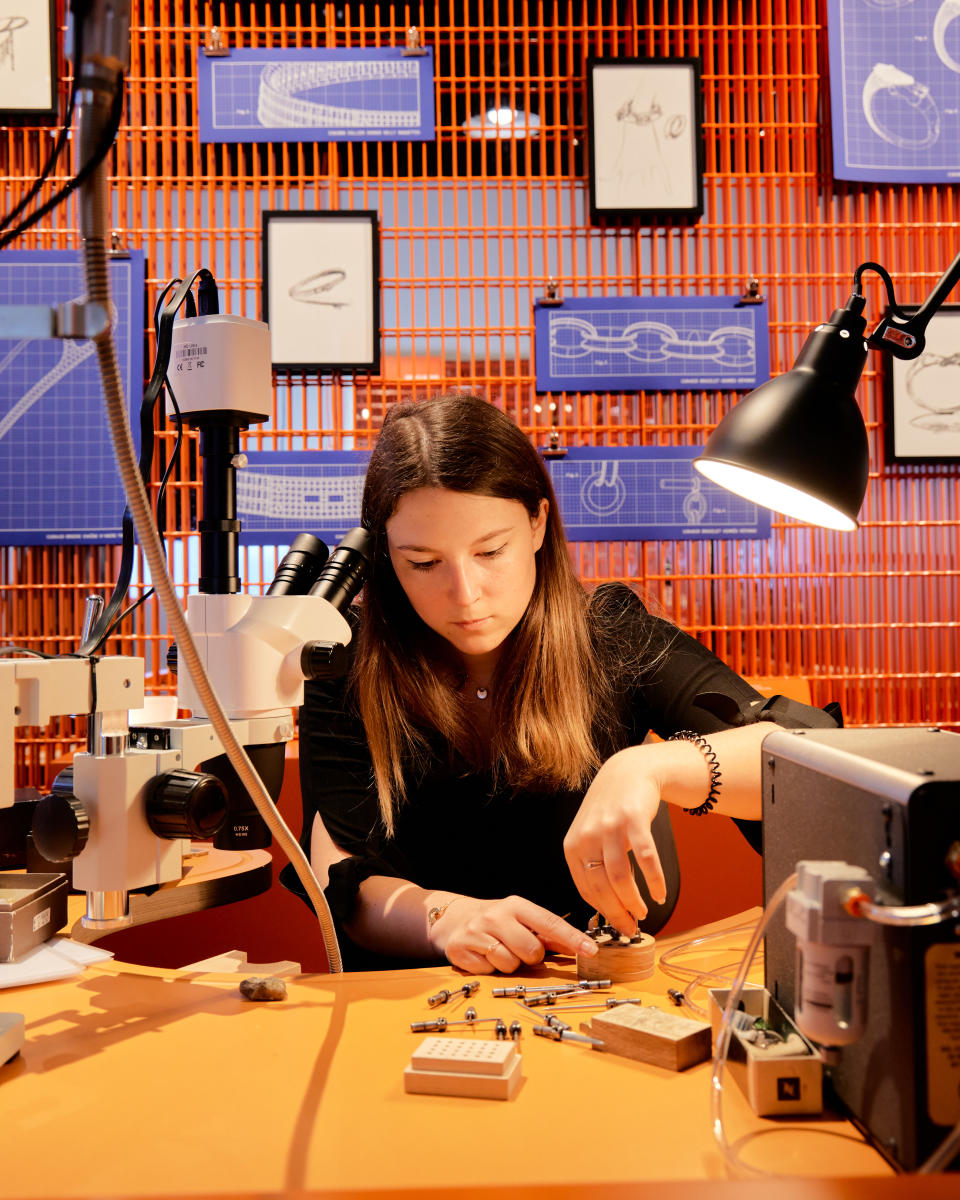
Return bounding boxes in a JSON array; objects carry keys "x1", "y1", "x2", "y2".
[
  {"x1": 410, "y1": 1016, "x2": 504, "y2": 1033},
  {"x1": 666, "y1": 988, "x2": 684, "y2": 1006},
  {"x1": 520, "y1": 990, "x2": 589, "y2": 1007},
  {"x1": 427, "y1": 989, "x2": 455, "y2": 1008},
  {"x1": 533, "y1": 1025, "x2": 605, "y2": 1048},
  {"x1": 492, "y1": 984, "x2": 526, "y2": 997},
  {"x1": 543, "y1": 997, "x2": 643, "y2": 1014},
  {"x1": 509, "y1": 1020, "x2": 522, "y2": 1041}
]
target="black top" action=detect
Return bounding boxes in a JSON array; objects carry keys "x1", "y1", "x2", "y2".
[{"x1": 285, "y1": 583, "x2": 825, "y2": 970}]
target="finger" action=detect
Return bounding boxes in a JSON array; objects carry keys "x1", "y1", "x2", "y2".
[
  {"x1": 567, "y1": 842, "x2": 643, "y2": 936},
  {"x1": 497, "y1": 924, "x2": 546, "y2": 967},
  {"x1": 482, "y1": 938, "x2": 521, "y2": 974},
  {"x1": 447, "y1": 946, "x2": 497, "y2": 974},
  {"x1": 508, "y1": 899, "x2": 599, "y2": 959},
  {"x1": 601, "y1": 832, "x2": 648, "y2": 931},
  {"x1": 624, "y1": 819, "x2": 667, "y2": 907}
]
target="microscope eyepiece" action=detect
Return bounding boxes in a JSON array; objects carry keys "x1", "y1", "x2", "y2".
[
  {"x1": 308, "y1": 527, "x2": 372, "y2": 614},
  {"x1": 266, "y1": 532, "x2": 329, "y2": 596}
]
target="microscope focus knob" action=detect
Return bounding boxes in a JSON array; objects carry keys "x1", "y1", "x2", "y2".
[
  {"x1": 300, "y1": 640, "x2": 349, "y2": 680},
  {"x1": 32, "y1": 780, "x2": 90, "y2": 863},
  {"x1": 145, "y1": 769, "x2": 228, "y2": 841}
]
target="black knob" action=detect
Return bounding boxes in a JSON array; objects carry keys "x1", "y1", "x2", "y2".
[
  {"x1": 32, "y1": 783, "x2": 90, "y2": 863},
  {"x1": 300, "y1": 640, "x2": 349, "y2": 680},
  {"x1": 145, "y1": 769, "x2": 228, "y2": 840},
  {"x1": 166, "y1": 643, "x2": 178, "y2": 675}
]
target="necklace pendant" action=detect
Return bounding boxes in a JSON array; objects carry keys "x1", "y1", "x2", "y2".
[{"x1": 475, "y1": 687, "x2": 488, "y2": 701}]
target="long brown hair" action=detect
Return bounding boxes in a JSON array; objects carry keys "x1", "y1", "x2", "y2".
[{"x1": 354, "y1": 393, "x2": 610, "y2": 834}]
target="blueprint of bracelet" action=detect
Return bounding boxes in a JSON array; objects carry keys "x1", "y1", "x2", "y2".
[
  {"x1": 828, "y1": 0, "x2": 960, "y2": 182},
  {"x1": 544, "y1": 448, "x2": 770, "y2": 541},
  {"x1": 237, "y1": 448, "x2": 770, "y2": 543},
  {"x1": 197, "y1": 47, "x2": 435, "y2": 143},
  {"x1": 0, "y1": 251, "x2": 145, "y2": 545},
  {"x1": 237, "y1": 452, "x2": 371, "y2": 544},
  {"x1": 533, "y1": 296, "x2": 769, "y2": 392}
]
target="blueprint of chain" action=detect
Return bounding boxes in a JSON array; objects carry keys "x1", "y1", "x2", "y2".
[
  {"x1": 0, "y1": 251, "x2": 145, "y2": 545},
  {"x1": 197, "y1": 48, "x2": 435, "y2": 143},
  {"x1": 534, "y1": 296, "x2": 770, "y2": 392},
  {"x1": 238, "y1": 448, "x2": 769, "y2": 543},
  {"x1": 829, "y1": 0, "x2": 960, "y2": 181}
]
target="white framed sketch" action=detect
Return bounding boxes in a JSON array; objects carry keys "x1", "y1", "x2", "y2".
[
  {"x1": 262, "y1": 210, "x2": 381, "y2": 373},
  {"x1": 587, "y1": 57, "x2": 704, "y2": 223},
  {"x1": 0, "y1": 1, "x2": 57, "y2": 119},
  {"x1": 884, "y1": 305, "x2": 960, "y2": 463}
]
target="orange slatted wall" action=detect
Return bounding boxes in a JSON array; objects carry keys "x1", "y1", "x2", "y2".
[{"x1": 2, "y1": 0, "x2": 958, "y2": 794}]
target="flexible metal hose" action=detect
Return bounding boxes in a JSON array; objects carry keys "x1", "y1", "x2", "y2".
[{"x1": 81, "y1": 158, "x2": 343, "y2": 972}]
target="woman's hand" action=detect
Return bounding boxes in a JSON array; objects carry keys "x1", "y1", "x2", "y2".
[
  {"x1": 429, "y1": 895, "x2": 599, "y2": 975},
  {"x1": 563, "y1": 748, "x2": 668, "y2": 936}
]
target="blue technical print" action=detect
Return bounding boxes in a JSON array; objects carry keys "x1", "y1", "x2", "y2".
[
  {"x1": 533, "y1": 296, "x2": 770, "y2": 393},
  {"x1": 828, "y1": 0, "x2": 960, "y2": 182},
  {"x1": 238, "y1": 452, "x2": 370, "y2": 544},
  {"x1": 0, "y1": 251, "x2": 145, "y2": 546},
  {"x1": 237, "y1": 448, "x2": 770, "y2": 543},
  {"x1": 197, "y1": 47, "x2": 436, "y2": 143}
]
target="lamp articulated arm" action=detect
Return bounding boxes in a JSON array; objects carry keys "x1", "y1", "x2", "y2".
[{"x1": 859, "y1": 249, "x2": 960, "y2": 360}]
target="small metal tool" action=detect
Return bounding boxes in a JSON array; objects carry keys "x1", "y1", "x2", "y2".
[
  {"x1": 542, "y1": 997, "x2": 643, "y2": 1014},
  {"x1": 533, "y1": 1025, "x2": 605, "y2": 1048},
  {"x1": 410, "y1": 1016, "x2": 504, "y2": 1033}
]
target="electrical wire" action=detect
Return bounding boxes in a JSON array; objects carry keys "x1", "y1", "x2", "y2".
[
  {"x1": 0, "y1": 19, "x2": 82, "y2": 235},
  {"x1": 0, "y1": 81, "x2": 123, "y2": 251}
]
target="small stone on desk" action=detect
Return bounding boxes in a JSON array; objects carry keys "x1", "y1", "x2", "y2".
[{"x1": 239, "y1": 975, "x2": 287, "y2": 1002}]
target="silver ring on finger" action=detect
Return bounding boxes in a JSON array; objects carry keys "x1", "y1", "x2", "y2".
[
  {"x1": 583, "y1": 859, "x2": 604, "y2": 870},
  {"x1": 485, "y1": 939, "x2": 501, "y2": 955}
]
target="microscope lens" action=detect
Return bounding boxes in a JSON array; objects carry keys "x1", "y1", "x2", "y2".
[
  {"x1": 308, "y1": 527, "x2": 372, "y2": 613},
  {"x1": 266, "y1": 533, "x2": 329, "y2": 595}
]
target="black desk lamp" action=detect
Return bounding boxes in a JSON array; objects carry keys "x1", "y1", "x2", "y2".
[{"x1": 693, "y1": 252, "x2": 960, "y2": 530}]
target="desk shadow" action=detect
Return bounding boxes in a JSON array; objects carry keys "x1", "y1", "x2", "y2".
[{"x1": 20, "y1": 969, "x2": 323, "y2": 1073}]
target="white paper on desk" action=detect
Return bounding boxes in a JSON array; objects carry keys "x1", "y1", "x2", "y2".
[{"x1": 0, "y1": 937, "x2": 114, "y2": 988}]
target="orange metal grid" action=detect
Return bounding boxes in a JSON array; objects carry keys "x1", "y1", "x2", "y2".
[{"x1": 0, "y1": 0, "x2": 957, "y2": 791}]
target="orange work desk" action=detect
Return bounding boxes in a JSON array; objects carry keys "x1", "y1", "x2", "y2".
[{"x1": 0, "y1": 911, "x2": 940, "y2": 1200}]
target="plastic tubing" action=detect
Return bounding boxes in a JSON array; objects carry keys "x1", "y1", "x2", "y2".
[{"x1": 82, "y1": 158, "x2": 343, "y2": 972}]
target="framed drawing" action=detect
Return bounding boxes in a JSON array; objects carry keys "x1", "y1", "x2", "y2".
[
  {"x1": 262, "y1": 210, "x2": 381, "y2": 373},
  {"x1": 587, "y1": 56, "x2": 704, "y2": 222},
  {"x1": 0, "y1": 1, "x2": 58, "y2": 119},
  {"x1": 884, "y1": 306, "x2": 960, "y2": 463}
]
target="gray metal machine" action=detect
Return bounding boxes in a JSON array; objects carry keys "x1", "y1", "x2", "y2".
[{"x1": 762, "y1": 726, "x2": 960, "y2": 1171}]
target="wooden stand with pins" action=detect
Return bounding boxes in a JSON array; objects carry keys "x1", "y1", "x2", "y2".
[{"x1": 576, "y1": 926, "x2": 656, "y2": 984}]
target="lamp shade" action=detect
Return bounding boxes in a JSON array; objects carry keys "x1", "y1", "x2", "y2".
[{"x1": 693, "y1": 306, "x2": 871, "y2": 531}]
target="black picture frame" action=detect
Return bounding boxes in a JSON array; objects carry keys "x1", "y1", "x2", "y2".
[
  {"x1": 587, "y1": 56, "x2": 704, "y2": 223},
  {"x1": 883, "y1": 305, "x2": 960, "y2": 464},
  {"x1": 0, "y1": 1, "x2": 58, "y2": 120},
  {"x1": 262, "y1": 210, "x2": 381, "y2": 374}
]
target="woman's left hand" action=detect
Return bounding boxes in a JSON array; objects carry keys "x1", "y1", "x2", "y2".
[{"x1": 563, "y1": 747, "x2": 667, "y2": 935}]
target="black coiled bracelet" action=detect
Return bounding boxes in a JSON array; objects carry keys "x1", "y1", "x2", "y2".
[{"x1": 667, "y1": 730, "x2": 722, "y2": 816}]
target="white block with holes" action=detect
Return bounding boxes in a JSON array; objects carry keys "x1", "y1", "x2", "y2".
[{"x1": 404, "y1": 1036, "x2": 523, "y2": 1100}]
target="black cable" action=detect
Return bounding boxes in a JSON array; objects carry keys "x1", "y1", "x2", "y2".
[
  {"x1": 0, "y1": 22, "x2": 84, "y2": 234},
  {"x1": 77, "y1": 273, "x2": 210, "y2": 654},
  {"x1": 853, "y1": 260, "x2": 911, "y2": 323},
  {"x1": 0, "y1": 79, "x2": 124, "y2": 251},
  {"x1": 97, "y1": 371, "x2": 185, "y2": 646},
  {"x1": 0, "y1": 646, "x2": 54, "y2": 658}
]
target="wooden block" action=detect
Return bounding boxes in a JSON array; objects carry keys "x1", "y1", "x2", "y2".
[
  {"x1": 410, "y1": 1036, "x2": 517, "y2": 1076},
  {"x1": 577, "y1": 932, "x2": 655, "y2": 983},
  {"x1": 581, "y1": 1004, "x2": 711, "y2": 1071},
  {"x1": 404, "y1": 1054, "x2": 523, "y2": 1100}
]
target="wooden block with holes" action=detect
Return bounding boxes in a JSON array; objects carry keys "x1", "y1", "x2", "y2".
[
  {"x1": 404, "y1": 1037, "x2": 524, "y2": 1100},
  {"x1": 580, "y1": 1004, "x2": 711, "y2": 1071}
]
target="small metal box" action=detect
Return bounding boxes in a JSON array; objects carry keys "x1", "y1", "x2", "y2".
[{"x1": 0, "y1": 873, "x2": 69, "y2": 962}]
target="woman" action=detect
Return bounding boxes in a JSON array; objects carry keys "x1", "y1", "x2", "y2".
[{"x1": 289, "y1": 393, "x2": 836, "y2": 972}]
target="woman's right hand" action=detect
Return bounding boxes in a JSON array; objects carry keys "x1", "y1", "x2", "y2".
[{"x1": 429, "y1": 895, "x2": 599, "y2": 974}]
